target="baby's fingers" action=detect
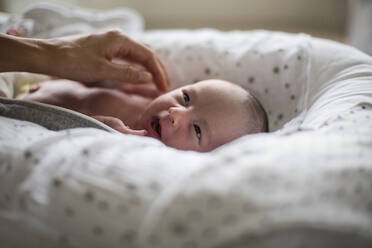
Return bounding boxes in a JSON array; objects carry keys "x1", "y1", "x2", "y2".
[
  {"x1": 92, "y1": 115, "x2": 147, "y2": 136},
  {"x1": 116, "y1": 124, "x2": 148, "y2": 136},
  {"x1": 122, "y1": 128, "x2": 147, "y2": 136}
]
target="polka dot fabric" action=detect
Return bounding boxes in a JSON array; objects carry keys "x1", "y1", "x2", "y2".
[
  {"x1": 134, "y1": 29, "x2": 311, "y2": 132},
  {"x1": 1, "y1": 30, "x2": 372, "y2": 247},
  {"x1": 138, "y1": 105, "x2": 372, "y2": 248},
  {"x1": 0, "y1": 118, "x2": 207, "y2": 247}
]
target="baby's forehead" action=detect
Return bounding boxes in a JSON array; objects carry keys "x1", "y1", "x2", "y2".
[
  {"x1": 190, "y1": 83, "x2": 249, "y2": 115},
  {"x1": 193, "y1": 79, "x2": 236, "y2": 88},
  {"x1": 189, "y1": 80, "x2": 246, "y2": 95}
]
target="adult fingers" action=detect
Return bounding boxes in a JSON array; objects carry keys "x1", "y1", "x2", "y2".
[
  {"x1": 115, "y1": 36, "x2": 169, "y2": 92},
  {"x1": 119, "y1": 83, "x2": 162, "y2": 98},
  {"x1": 107, "y1": 61, "x2": 153, "y2": 84},
  {"x1": 118, "y1": 55, "x2": 169, "y2": 92},
  {"x1": 156, "y1": 56, "x2": 169, "y2": 90}
]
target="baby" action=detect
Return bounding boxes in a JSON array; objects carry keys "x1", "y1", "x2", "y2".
[
  {"x1": 21, "y1": 79, "x2": 268, "y2": 152},
  {"x1": 6, "y1": 26, "x2": 268, "y2": 151}
]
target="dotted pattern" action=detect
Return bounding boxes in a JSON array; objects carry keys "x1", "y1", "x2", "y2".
[
  {"x1": 1, "y1": 107, "x2": 372, "y2": 247},
  {"x1": 138, "y1": 105, "x2": 372, "y2": 248},
  {"x1": 1, "y1": 30, "x2": 372, "y2": 247},
  {"x1": 136, "y1": 30, "x2": 311, "y2": 131}
]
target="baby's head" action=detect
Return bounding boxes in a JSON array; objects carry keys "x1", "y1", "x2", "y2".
[{"x1": 139, "y1": 79, "x2": 268, "y2": 152}]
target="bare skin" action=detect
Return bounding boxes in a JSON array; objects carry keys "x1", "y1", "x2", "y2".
[
  {"x1": 0, "y1": 29, "x2": 169, "y2": 91},
  {"x1": 4, "y1": 27, "x2": 169, "y2": 135},
  {"x1": 22, "y1": 79, "x2": 252, "y2": 152},
  {"x1": 21, "y1": 79, "x2": 155, "y2": 135},
  {"x1": 7, "y1": 29, "x2": 254, "y2": 151}
]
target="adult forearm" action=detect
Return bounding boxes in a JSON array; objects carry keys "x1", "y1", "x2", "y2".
[
  {"x1": 0, "y1": 30, "x2": 169, "y2": 91},
  {"x1": 0, "y1": 33, "x2": 51, "y2": 74}
]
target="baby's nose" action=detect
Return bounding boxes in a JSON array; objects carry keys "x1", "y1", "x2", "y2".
[{"x1": 168, "y1": 106, "x2": 191, "y2": 127}]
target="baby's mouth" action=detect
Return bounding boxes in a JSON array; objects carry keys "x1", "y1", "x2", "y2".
[{"x1": 151, "y1": 117, "x2": 162, "y2": 138}]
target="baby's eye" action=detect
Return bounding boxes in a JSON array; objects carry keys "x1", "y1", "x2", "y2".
[
  {"x1": 194, "y1": 124, "x2": 202, "y2": 140},
  {"x1": 183, "y1": 92, "x2": 190, "y2": 106}
]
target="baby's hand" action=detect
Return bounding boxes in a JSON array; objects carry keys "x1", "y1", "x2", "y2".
[{"x1": 92, "y1": 115, "x2": 147, "y2": 136}]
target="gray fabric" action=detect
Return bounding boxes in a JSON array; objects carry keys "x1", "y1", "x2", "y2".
[
  {"x1": 0, "y1": 97, "x2": 114, "y2": 132},
  {"x1": 347, "y1": 0, "x2": 372, "y2": 55},
  {"x1": 215, "y1": 227, "x2": 372, "y2": 248}
]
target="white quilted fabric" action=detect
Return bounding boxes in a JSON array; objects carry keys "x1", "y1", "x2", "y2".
[{"x1": 133, "y1": 29, "x2": 310, "y2": 132}]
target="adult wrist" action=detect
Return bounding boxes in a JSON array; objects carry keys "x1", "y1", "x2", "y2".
[
  {"x1": 24, "y1": 38, "x2": 51, "y2": 75},
  {"x1": 35, "y1": 38, "x2": 64, "y2": 76},
  {"x1": 37, "y1": 37, "x2": 82, "y2": 80}
]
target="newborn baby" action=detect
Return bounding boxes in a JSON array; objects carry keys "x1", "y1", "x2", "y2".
[
  {"x1": 7, "y1": 27, "x2": 268, "y2": 151},
  {"x1": 22, "y1": 79, "x2": 268, "y2": 152}
]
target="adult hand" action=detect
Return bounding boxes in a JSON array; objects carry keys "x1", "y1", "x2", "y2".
[
  {"x1": 48, "y1": 30, "x2": 169, "y2": 91},
  {"x1": 0, "y1": 30, "x2": 169, "y2": 92},
  {"x1": 91, "y1": 80, "x2": 162, "y2": 99}
]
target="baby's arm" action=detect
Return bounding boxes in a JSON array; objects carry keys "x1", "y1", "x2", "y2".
[
  {"x1": 22, "y1": 79, "x2": 153, "y2": 134},
  {"x1": 20, "y1": 79, "x2": 89, "y2": 113}
]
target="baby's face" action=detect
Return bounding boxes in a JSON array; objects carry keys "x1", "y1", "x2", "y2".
[{"x1": 139, "y1": 79, "x2": 250, "y2": 152}]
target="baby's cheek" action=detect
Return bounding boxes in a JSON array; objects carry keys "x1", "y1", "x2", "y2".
[{"x1": 163, "y1": 131, "x2": 197, "y2": 151}]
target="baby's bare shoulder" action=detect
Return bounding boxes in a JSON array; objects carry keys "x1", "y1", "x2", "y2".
[{"x1": 21, "y1": 79, "x2": 89, "y2": 110}]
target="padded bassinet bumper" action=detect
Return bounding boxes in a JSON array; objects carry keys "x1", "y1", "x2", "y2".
[{"x1": 0, "y1": 29, "x2": 371, "y2": 248}]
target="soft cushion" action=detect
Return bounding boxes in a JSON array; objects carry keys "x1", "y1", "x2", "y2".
[
  {"x1": 0, "y1": 29, "x2": 372, "y2": 248},
  {"x1": 134, "y1": 29, "x2": 311, "y2": 132}
]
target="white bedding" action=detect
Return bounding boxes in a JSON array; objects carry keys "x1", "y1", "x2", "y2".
[{"x1": 0, "y1": 3, "x2": 372, "y2": 248}]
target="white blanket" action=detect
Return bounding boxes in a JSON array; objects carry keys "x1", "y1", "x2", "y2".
[{"x1": 1, "y1": 105, "x2": 371, "y2": 248}]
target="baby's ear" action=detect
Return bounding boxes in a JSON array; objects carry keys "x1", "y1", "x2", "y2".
[{"x1": 119, "y1": 83, "x2": 163, "y2": 99}]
